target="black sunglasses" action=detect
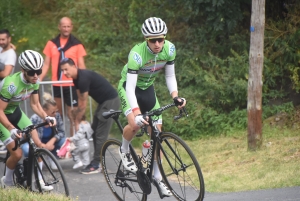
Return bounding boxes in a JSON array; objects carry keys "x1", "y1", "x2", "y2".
[
  {"x1": 146, "y1": 37, "x2": 165, "y2": 44},
  {"x1": 26, "y1": 69, "x2": 42, "y2": 76}
]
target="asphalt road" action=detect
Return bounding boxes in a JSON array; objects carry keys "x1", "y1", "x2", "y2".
[
  {"x1": 58, "y1": 141, "x2": 300, "y2": 201},
  {"x1": 0, "y1": 141, "x2": 299, "y2": 201},
  {"x1": 7, "y1": 69, "x2": 300, "y2": 200}
]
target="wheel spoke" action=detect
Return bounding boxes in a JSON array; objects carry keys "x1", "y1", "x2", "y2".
[
  {"x1": 101, "y1": 139, "x2": 147, "y2": 201},
  {"x1": 34, "y1": 149, "x2": 69, "y2": 196},
  {"x1": 157, "y1": 132, "x2": 205, "y2": 201}
]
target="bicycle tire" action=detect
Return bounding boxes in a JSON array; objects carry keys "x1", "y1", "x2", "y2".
[
  {"x1": 33, "y1": 148, "x2": 69, "y2": 196},
  {"x1": 101, "y1": 138, "x2": 147, "y2": 201},
  {"x1": 156, "y1": 132, "x2": 205, "y2": 201}
]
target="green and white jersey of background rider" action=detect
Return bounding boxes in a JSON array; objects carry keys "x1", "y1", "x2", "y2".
[
  {"x1": 0, "y1": 72, "x2": 39, "y2": 114},
  {"x1": 120, "y1": 40, "x2": 176, "y2": 89}
]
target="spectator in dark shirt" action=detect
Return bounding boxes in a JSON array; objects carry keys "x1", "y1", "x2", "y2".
[{"x1": 59, "y1": 58, "x2": 120, "y2": 174}]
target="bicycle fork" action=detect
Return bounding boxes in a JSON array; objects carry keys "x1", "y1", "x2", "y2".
[{"x1": 157, "y1": 136, "x2": 187, "y2": 175}]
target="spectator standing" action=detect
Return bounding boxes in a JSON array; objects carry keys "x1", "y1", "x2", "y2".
[
  {"x1": 0, "y1": 29, "x2": 17, "y2": 154},
  {"x1": 68, "y1": 115, "x2": 93, "y2": 169},
  {"x1": 0, "y1": 29, "x2": 16, "y2": 80},
  {"x1": 60, "y1": 58, "x2": 120, "y2": 174},
  {"x1": 40, "y1": 17, "x2": 87, "y2": 137}
]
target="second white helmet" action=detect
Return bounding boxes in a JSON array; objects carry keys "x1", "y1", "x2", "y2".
[
  {"x1": 141, "y1": 17, "x2": 168, "y2": 37},
  {"x1": 18, "y1": 50, "x2": 43, "y2": 71}
]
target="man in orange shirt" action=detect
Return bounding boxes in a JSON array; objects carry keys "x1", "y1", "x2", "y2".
[{"x1": 40, "y1": 17, "x2": 86, "y2": 137}]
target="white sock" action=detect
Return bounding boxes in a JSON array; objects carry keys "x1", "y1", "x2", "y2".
[
  {"x1": 153, "y1": 160, "x2": 162, "y2": 181},
  {"x1": 4, "y1": 167, "x2": 14, "y2": 186},
  {"x1": 38, "y1": 161, "x2": 43, "y2": 180},
  {"x1": 121, "y1": 136, "x2": 130, "y2": 153}
]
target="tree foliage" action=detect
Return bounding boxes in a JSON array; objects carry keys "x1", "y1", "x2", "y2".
[{"x1": 1, "y1": 0, "x2": 299, "y2": 138}]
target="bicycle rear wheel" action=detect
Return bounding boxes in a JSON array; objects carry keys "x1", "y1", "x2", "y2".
[
  {"x1": 101, "y1": 139, "x2": 147, "y2": 201},
  {"x1": 156, "y1": 132, "x2": 205, "y2": 201},
  {"x1": 33, "y1": 148, "x2": 69, "y2": 197}
]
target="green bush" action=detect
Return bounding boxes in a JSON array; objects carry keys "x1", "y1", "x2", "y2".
[{"x1": 4, "y1": 0, "x2": 300, "y2": 139}]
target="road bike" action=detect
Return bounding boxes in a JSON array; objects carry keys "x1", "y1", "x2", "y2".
[
  {"x1": 101, "y1": 101, "x2": 205, "y2": 201},
  {"x1": 0, "y1": 122, "x2": 69, "y2": 196}
]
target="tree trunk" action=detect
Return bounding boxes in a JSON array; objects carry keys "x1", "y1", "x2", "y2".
[{"x1": 247, "y1": 0, "x2": 265, "y2": 151}]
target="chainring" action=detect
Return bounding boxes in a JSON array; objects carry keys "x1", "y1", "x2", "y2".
[{"x1": 136, "y1": 170, "x2": 152, "y2": 195}]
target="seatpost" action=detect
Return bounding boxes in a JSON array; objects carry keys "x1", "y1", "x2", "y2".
[{"x1": 112, "y1": 116, "x2": 124, "y2": 133}]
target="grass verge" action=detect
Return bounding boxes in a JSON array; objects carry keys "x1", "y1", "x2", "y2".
[
  {"x1": 108, "y1": 124, "x2": 300, "y2": 194},
  {"x1": 2, "y1": 125, "x2": 299, "y2": 200},
  {"x1": 188, "y1": 125, "x2": 300, "y2": 192},
  {"x1": 0, "y1": 188, "x2": 71, "y2": 201}
]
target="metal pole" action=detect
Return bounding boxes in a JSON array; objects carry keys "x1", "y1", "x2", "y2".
[{"x1": 21, "y1": 80, "x2": 94, "y2": 136}]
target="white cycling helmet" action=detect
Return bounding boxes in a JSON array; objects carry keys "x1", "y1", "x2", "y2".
[
  {"x1": 141, "y1": 17, "x2": 168, "y2": 37},
  {"x1": 18, "y1": 50, "x2": 43, "y2": 71}
]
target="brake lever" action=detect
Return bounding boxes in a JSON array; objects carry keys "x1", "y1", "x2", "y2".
[
  {"x1": 182, "y1": 107, "x2": 189, "y2": 117},
  {"x1": 52, "y1": 126, "x2": 58, "y2": 134},
  {"x1": 174, "y1": 110, "x2": 183, "y2": 120},
  {"x1": 12, "y1": 139, "x2": 19, "y2": 151},
  {"x1": 174, "y1": 107, "x2": 188, "y2": 120},
  {"x1": 136, "y1": 125, "x2": 148, "y2": 137},
  {"x1": 49, "y1": 119, "x2": 58, "y2": 134},
  {"x1": 12, "y1": 130, "x2": 22, "y2": 151}
]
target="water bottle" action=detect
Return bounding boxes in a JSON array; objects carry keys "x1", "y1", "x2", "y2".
[{"x1": 142, "y1": 140, "x2": 151, "y2": 161}]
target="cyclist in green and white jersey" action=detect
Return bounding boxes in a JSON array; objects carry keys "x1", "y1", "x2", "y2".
[
  {"x1": 0, "y1": 50, "x2": 56, "y2": 188},
  {"x1": 118, "y1": 17, "x2": 186, "y2": 197}
]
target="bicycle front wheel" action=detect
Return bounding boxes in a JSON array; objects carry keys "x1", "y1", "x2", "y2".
[
  {"x1": 101, "y1": 139, "x2": 147, "y2": 201},
  {"x1": 33, "y1": 148, "x2": 69, "y2": 197},
  {"x1": 156, "y1": 132, "x2": 205, "y2": 201}
]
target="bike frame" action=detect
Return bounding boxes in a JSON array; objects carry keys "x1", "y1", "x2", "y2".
[
  {"x1": 128, "y1": 116, "x2": 158, "y2": 183},
  {"x1": 111, "y1": 105, "x2": 186, "y2": 185},
  {"x1": 13, "y1": 122, "x2": 56, "y2": 190}
]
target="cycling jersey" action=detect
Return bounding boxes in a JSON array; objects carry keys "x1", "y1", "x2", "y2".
[
  {"x1": 0, "y1": 72, "x2": 39, "y2": 114},
  {"x1": 119, "y1": 40, "x2": 176, "y2": 89},
  {"x1": 0, "y1": 72, "x2": 39, "y2": 144},
  {"x1": 118, "y1": 40, "x2": 177, "y2": 120}
]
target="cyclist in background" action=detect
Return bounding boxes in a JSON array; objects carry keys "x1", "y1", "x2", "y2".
[
  {"x1": 118, "y1": 17, "x2": 186, "y2": 197},
  {"x1": 0, "y1": 50, "x2": 56, "y2": 189},
  {"x1": 0, "y1": 29, "x2": 17, "y2": 154}
]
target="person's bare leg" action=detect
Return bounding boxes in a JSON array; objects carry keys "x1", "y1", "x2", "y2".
[
  {"x1": 54, "y1": 97, "x2": 63, "y2": 119},
  {"x1": 6, "y1": 142, "x2": 22, "y2": 169},
  {"x1": 67, "y1": 105, "x2": 76, "y2": 137},
  {"x1": 123, "y1": 113, "x2": 139, "y2": 139},
  {"x1": 122, "y1": 113, "x2": 139, "y2": 151},
  {"x1": 4, "y1": 142, "x2": 22, "y2": 186}
]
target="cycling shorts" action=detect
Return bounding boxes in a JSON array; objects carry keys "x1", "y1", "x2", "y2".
[
  {"x1": 0, "y1": 107, "x2": 32, "y2": 146},
  {"x1": 53, "y1": 86, "x2": 78, "y2": 107},
  {"x1": 118, "y1": 81, "x2": 162, "y2": 124}
]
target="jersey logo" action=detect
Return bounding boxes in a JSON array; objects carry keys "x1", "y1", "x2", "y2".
[
  {"x1": 0, "y1": 130, "x2": 4, "y2": 139},
  {"x1": 169, "y1": 44, "x2": 175, "y2": 57},
  {"x1": 7, "y1": 83, "x2": 16, "y2": 95},
  {"x1": 133, "y1": 53, "x2": 142, "y2": 65}
]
